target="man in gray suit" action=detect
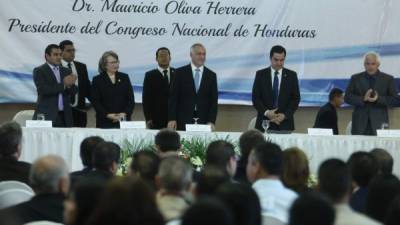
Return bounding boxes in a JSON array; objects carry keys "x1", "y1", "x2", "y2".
[
  {"x1": 345, "y1": 52, "x2": 398, "y2": 135},
  {"x1": 33, "y1": 44, "x2": 77, "y2": 127}
]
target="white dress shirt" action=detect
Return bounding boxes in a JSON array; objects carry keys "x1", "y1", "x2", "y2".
[
  {"x1": 62, "y1": 60, "x2": 79, "y2": 107},
  {"x1": 334, "y1": 204, "x2": 381, "y2": 225},
  {"x1": 158, "y1": 66, "x2": 171, "y2": 84},
  {"x1": 252, "y1": 179, "x2": 298, "y2": 223}
]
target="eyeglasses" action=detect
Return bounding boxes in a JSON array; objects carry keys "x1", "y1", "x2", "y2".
[
  {"x1": 107, "y1": 60, "x2": 120, "y2": 65},
  {"x1": 65, "y1": 49, "x2": 76, "y2": 53}
]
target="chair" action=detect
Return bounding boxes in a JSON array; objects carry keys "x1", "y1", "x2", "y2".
[
  {"x1": 0, "y1": 180, "x2": 34, "y2": 193},
  {"x1": 12, "y1": 110, "x2": 35, "y2": 127},
  {"x1": 248, "y1": 117, "x2": 257, "y2": 130},
  {"x1": 262, "y1": 215, "x2": 286, "y2": 225},
  {"x1": 345, "y1": 121, "x2": 352, "y2": 135},
  {"x1": 0, "y1": 189, "x2": 33, "y2": 209}
]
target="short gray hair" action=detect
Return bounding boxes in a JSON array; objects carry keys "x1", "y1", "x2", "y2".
[
  {"x1": 363, "y1": 51, "x2": 381, "y2": 64},
  {"x1": 190, "y1": 43, "x2": 205, "y2": 54},
  {"x1": 98, "y1": 51, "x2": 119, "y2": 73},
  {"x1": 30, "y1": 155, "x2": 69, "y2": 193},
  {"x1": 158, "y1": 157, "x2": 193, "y2": 192}
]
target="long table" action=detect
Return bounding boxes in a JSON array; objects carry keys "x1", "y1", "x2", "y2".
[{"x1": 21, "y1": 128, "x2": 400, "y2": 176}]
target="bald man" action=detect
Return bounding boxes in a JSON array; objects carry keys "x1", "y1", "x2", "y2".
[{"x1": 345, "y1": 52, "x2": 398, "y2": 135}]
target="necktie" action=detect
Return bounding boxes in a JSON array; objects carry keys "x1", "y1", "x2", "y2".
[
  {"x1": 272, "y1": 70, "x2": 279, "y2": 108},
  {"x1": 52, "y1": 66, "x2": 64, "y2": 111},
  {"x1": 67, "y1": 62, "x2": 72, "y2": 69},
  {"x1": 194, "y1": 68, "x2": 200, "y2": 92},
  {"x1": 163, "y1": 69, "x2": 168, "y2": 83}
]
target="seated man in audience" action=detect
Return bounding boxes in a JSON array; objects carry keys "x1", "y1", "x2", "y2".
[
  {"x1": 156, "y1": 157, "x2": 193, "y2": 221},
  {"x1": 155, "y1": 128, "x2": 181, "y2": 158},
  {"x1": 347, "y1": 151, "x2": 378, "y2": 213},
  {"x1": 313, "y1": 88, "x2": 344, "y2": 135},
  {"x1": 0, "y1": 122, "x2": 31, "y2": 185},
  {"x1": 234, "y1": 129, "x2": 265, "y2": 184},
  {"x1": 246, "y1": 142, "x2": 297, "y2": 223},
  {"x1": 130, "y1": 150, "x2": 160, "y2": 191},
  {"x1": 0, "y1": 155, "x2": 70, "y2": 224},
  {"x1": 74, "y1": 141, "x2": 120, "y2": 186},
  {"x1": 205, "y1": 140, "x2": 237, "y2": 179},
  {"x1": 370, "y1": 148, "x2": 393, "y2": 175},
  {"x1": 318, "y1": 159, "x2": 380, "y2": 225},
  {"x1": 70, "y1": 136, "x2": 104, "y2": 179}
]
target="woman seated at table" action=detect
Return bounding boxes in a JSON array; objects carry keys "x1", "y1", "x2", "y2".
[{"x1": 91, "y1": 51, "x2": 135, "y2": 128}]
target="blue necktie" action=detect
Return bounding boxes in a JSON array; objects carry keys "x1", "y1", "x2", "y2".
[
  {"x1": 194, "y1": 68, "x2": 200, "y2": 92},
  {"x1": 272, "y1": 70, "x2": 279, "y2": 108}
]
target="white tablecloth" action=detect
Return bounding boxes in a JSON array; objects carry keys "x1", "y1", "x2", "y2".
[{"x1": 21, "y1": 128, "x2": 400, "y2": 176}]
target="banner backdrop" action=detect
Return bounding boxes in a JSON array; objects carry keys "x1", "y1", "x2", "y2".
[{"x1": 1, "y1": 0, "x2": 399, "y2": 105}]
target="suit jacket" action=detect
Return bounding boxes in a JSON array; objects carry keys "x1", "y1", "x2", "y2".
[
  {"x1": 32, "y1": 63, "x2": 77, "y2": 127},
  {"x1": 0, "y1": 158, "x2": 31, "y2": 185},
  {"x1": 71, "y1": 61, "x2": 91, "y2": 109},
  {"x1": 252, "y1": 67, "x2": 300, "y2": 131},
  {"x1": 0, "y1": 193, "x2": 65, "y2": 225},
  {"x1": 345, "y1": 71, "x2": 397, "y2": 135},
  {"x1": 314, "y1": 103, "x2": 339, "y2": 134},
  {"x1": 142, "y1": 68, "x2": 176, "y2": 129},
  {"x1": 168, "y1": 64, "x2": 218, "y2": 130},
  {"x1": 91, "y1": 72, "x2": 135, "y2": 128}
]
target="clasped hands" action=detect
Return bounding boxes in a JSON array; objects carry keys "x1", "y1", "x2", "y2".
[
  {"x1": 107, "y1": 113, "x2": 127, "y2": 123},
  {"x1": 63, "y1": 73, "x2": 77, "y2": 87},
  {"x1": 265, "y1": 109, "x2": 285, "y2": 125},
  {"x1": 364, "y1": 89, "x2": 378, "y2": 103}
]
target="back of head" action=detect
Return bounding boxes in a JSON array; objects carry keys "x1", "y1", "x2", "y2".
[
  {"x1": 238, "y1": 130, "x2": 265, "y2": 160},
  {"x1": 216, "y1": 183, "x2": 262, "y2": 225},
  {"x1": 252, "y1": 141, "x2": 283, "y2": 176},
  {"x1": 289, "y1": 192, "x2": 335, "y2": 225},
  {"x1": 29, "y1": 155, "x2": 69, "y2": 194},
  {"x1": 181, "y1": 197, "x2": 234, "y2": 225},
  {"x1": 0, "y1": 122, "x2": 22, "y2": 159},
  {"x1": 87, "y1": 177, "x2": 164, "y2": 225},
  {"x1": 366, "y1": 174, "x2": 400, "y2": 222},
  {"x1": 347, "y1": 151, "x2": 378, "y2": 187},
  {"x1": 157, "y1": 156, "x2": 193, "y2": 192},
  {"x1": 282, "y1": 147, "x2": 310, "y2": 193},
  {"x1": 155, "y1": 128, "x2": 181, "y2": 152},
  {"x1": 80, "y1": 136, "x2": 104, "y2": 168},
  {"x1": 370, "y1": 148, "x2": 393, "y2": 175},
  {"x1": 92, "y1": 141, "x2": 120, "y2": 172},
  {"x1": 130, "y1": 150, "x2": 160, "y2": 184},
  {"x1": 318, "y1": 159, "x2": 351, "y2": 203},
  {"x1": 205, "y1": 140, "x2": 236, "y2": 168},
  {"x1": 196, "y1": 165, "x2": 230, "y2": 197}
]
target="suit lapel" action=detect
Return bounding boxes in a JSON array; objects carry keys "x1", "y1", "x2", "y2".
[
  {"x1": 187, "y1": 65, "x2": 196, "y2": 94},
  {"x1": 44, "y1": 64, "x2": 59, "y2": 84},
  {"x1": 265, "y1": 67, "x2": 272, "y2": 95},
  {"x1": 279, "y1": 69, "x2": 288, "y2": 96}
]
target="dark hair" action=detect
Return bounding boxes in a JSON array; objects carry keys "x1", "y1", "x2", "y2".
[
  {"x1": 196, "y1": 165, "x2": 230, "y2": 197},
  {"x1": 181, "y1": 197, "x2": 234, "y2": 225},
  {"x1": 385, "y1": 195, "x2": 400, "y2": 225},
  {"x1": 238, "y1": 130, "x2": 265, "y2": 161},
  {"x1": 59, "y1": 40, "x2": 74, "y2": 51},
  {"x1": 366, "y1": 174, "x2": 400, "y2": 222},
  {"x1": 269, "y1": 45, "x2": 286, "y2": 58},
  {"x1": 80, "y1": 136, "x2": 104, "y2": 168},
  {"x1": 328, "y1": 88, "x2": 343, "y2": 101},
  {"x1": 282, "y1": 147, "x2": 310, "y2": 193},
  {"x1": 318, "y1": 159, "x2": 351, "y2": 203},
  {"x1": 370, "y1": 148, "x2": 393, "y2": 175},
  {"x1": 252, "y1": 142, "x2": 283, "y2": 175},
  {"x1": 86, "y1": 177, "x2": 164, "y2": 225},
  {"x1": 156, "y1": 47, "x2": 170, "y2": 58},
  {"x1": 130, "y1": 150, "x2": 160, "y2": 187},
  {"x1": 45, "y1": 44, "x2": 60, "y2": 56},
  {"x1": 155, "y1": 129, "x2": 180, "y2": 152},
  {"x1": 0, "y1": 122, "x2": 22, "y2": 158},
  {"x1": 206, "y1": 140, "x2": 236, "y2": 169},
  {"x1": 289, "y1": 192, "x2": 335, "y2": 225},
  {"x1": 216, "y1": 183, "x2": 262, "y2": 225},
  {"x1": 92, "y1": 141, "x2": 121, "y2": 171},
  {"x1": 347, "y1": 151, "x2": 378, "y2": 187}
]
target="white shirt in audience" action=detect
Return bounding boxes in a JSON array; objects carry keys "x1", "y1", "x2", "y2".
[
  {"x1": 252, "y1": 179, "x2": 298, "y2": 223},
  {"x1": 334, "y1": 204, "x2": 381, "y2": 225}
]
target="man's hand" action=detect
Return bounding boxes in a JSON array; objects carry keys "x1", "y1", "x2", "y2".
[
  {"x1": 63, "y1": 74, "x2": 77, "y2": 87},
  {"x1": 106, "y1": 113, "x2": 120, "y2": 123},
  {"x1": 368, "y1": 91, "x2": 378, "y2": 102},
  {"x1": 276, "y1": 113, "x2": 286, "y2": 123},
  {"x1": 167, "y1": 120, "x2": 177, "y2": 130},
  {"x1": 364, "y1": 89, "x2": 373, "y2": 102},
  {"x1": 207, "y1": 122, "x2": 216, "y2": 131},
  {"x1": 118, "y1": 113, "x2": 127, "y2": 121},
  {"x1": 265, "y1": 109, "x2": 278, "y2": 120}
]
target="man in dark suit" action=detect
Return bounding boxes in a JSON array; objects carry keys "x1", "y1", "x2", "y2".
[
  {"x1": 0, "y1": 122, "x2": 31, "y2": 185},
  {"x1": 314, "y1": 88, "x2": 344, "y2": 135},
  {"x1": 143, "y1": 47, "x2": 176, "y2": 129},
  {"x1": 252, "y1": 45, "x2": 301, "y2": 132},
  {"x1": 33, "y1": 44, "x2": 78, "y2": 127},
  {"x1": 0, "y1": 155, "x2": 69, "y2": 224},
  {"x1": 168, "y1": 43, "x2": 218, "y2": 131},
  {"x1": 60, "y1": 40, "x2": 91, "y2": 127},
  {"x1": 345, "y1": 52, "x2": 398, "y2": 135}
]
